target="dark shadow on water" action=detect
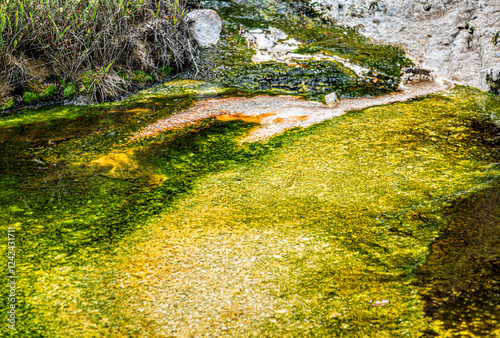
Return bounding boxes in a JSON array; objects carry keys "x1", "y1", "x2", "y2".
[{"x1": 414, "y1": 181, "x2": 500, "y2": 336}]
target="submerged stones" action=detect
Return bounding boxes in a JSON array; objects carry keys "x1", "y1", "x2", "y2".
[
  {"x1": 185, "y1": 9, "x2": 223, "y2": 46},
  {"x1": 238, "y1": 26, "x2": 398, "y2": 98}
]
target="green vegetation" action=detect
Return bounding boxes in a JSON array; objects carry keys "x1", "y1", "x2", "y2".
[
  {"x1": 0, "y1": 84, "x2": 499, "y2": 336},
  {"x1": 0, "y1": 0, "x2": 194, "y2": 104},
  {"x1": 159, "y1": 65, "x2": 174, "y2": 76},
  {"x1": 0, "y1": 96, "x2": 15, "y2": 110},
  {"x1": 132, "y1": 70, "x2": 155, "y2": 85},
  {"x1": 21, "y1": 91, "x2": 38, "y2": 104},
  {"x1": 40, "y1": 84, "x2": 58, "y2": 100},
  {"x1": 63, "y1": 82, "x2": 76, "y2": 99},
  {"x1": 20, "y1": 84, "x2": 58, "y2": 104}
]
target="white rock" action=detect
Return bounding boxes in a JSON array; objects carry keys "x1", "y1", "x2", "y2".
[
  {"x1": 487, "y1": 66, "x2": 500, "y2": 93},
  {"x1": 253, "y1": 33, "x2": 277, "y2": 49},
  {"x1": 488, "y1": 67, "x2": 500, "y2": 82},
  {"x1": 282, "y1": 38, "x2": 301, "y2": 46},
  {"x1": 324, "y1": 92, "x2": 338, "y2": 105},
  {"x1": 273, "y1": 43, "x2": 298, "y2": 52},
  {"x1": 253, "y1": 52, "x2": 275, "y2": 63},
  {"x1": 184, "y1": 10, "x2": 222, "y2": 47}
]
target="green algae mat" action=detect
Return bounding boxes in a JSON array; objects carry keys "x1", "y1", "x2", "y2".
[{"x1": 0, "y1": 85, "x2": 500, "y2": 337}]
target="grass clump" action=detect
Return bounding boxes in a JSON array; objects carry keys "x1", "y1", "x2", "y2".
[{"x1": 0, "y1": 0, "x2": 195, "y2": 103}]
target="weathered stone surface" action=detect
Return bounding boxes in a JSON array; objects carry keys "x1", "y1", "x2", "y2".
[
  {"x1": 185, "y1": 9, "x2": 222, "y2": 47},
  {"x1": 310, "y1": 0, "x2": 500, "y2": 93}
]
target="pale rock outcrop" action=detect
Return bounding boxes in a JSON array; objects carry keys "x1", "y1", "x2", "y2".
[{"x1": 309, "y1": 0, "x2": 500, "y2": 92}]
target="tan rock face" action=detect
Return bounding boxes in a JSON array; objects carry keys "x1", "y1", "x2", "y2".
[{"x1": 310, "y1": 0, "x2": 500, "y2": 92}]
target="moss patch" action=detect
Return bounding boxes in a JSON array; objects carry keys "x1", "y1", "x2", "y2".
[
  {"x1": 22, "y1": 91, "x2": 40, "y2": 104},
  {"x1": 0, "y1": 97, "x2": 16, "y2": 110},
  {"x1": 40, "y1": 84, "x2": 58, "y2": 100},
  {"x1": 132, "y1": 70, "x2": 154, "y2": 85}
]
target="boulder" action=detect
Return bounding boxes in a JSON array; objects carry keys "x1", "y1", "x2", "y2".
[
  {"x1": 324, "y1": 92, "x2": 338, "y2": 105},
  {"x1": 184, "y1": 10, "x2": 222, "y2": 47},
  {"x1": 487, "y1": 67, "x2": 500, "y2": 95}
]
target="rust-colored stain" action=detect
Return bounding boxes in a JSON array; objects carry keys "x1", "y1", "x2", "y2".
[
  {"x1": 272, "y1": 115, "x2": 308, "y2": 124},
  {"x1": 131, "y1": 81, "x2": 453, "y2": 142},
  {"x1": 131, "y1": 96, "x2": 279, "y2": 140},
  {"x1": 126, "y1": 108, "x2": 151, "y2": 113},
  {"x1": 216, "y1": 112, "x2": 275, "y2": 123}
]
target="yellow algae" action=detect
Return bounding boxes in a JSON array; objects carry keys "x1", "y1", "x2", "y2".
[
  {"x1": 90, "y1": 152, "x2": 138, "y2": 178},
  {"x1": 123, "y1": 80, "x2": 230, "y2": 103},
  {"x1": 17, "y1": 86, "x2": 500, "y2": 337},
  {"x1": 123, "y1": 108, "x2": 151, "y2": 114}
]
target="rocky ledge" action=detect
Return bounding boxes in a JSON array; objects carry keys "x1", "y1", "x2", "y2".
[{"x1": 310, "y1": 0, "x2": 500, "y2": 94}]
